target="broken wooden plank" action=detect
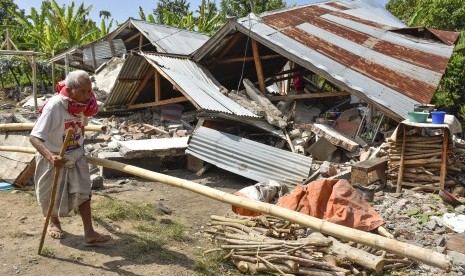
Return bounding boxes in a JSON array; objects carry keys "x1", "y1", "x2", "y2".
[
  {"x1": 309, "y1": 124, "x2": 360, "y2": 152},
  {"x1": 128, "y1": 96, "x2": 188, "y2": 109},
  {"x1": 269, "y1": 91, "x2": 350, "y2": 101}
]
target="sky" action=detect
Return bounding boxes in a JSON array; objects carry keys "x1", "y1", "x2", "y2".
[{"x1": 14, "y1": 0, "x2": 389, "y2": 26}]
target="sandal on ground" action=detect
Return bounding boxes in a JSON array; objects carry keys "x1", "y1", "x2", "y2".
[
  {"x1": 84, "y1": 234, "x2": 112, "y2": 246},
  {"x1": 47, "y1": 226, "x2": 65, "y2": 239}
]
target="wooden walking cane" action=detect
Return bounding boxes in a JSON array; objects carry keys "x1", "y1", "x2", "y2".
[{"x1": 38, "y1": 128, "x2": 73, "y2": 255}]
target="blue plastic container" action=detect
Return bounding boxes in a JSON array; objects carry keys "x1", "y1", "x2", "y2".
[{"x1": 431, "y1": 111, "x2": 446, "y2": 124}]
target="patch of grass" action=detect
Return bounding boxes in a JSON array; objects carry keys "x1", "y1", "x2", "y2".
[
  {"x1": 119, "y1": 234, "x2": 165, "y2": 260},
  {"x1": 94, "y1": 198, "x2": 190, "y2": 261},
  {"x1": 68, "y1": 254, "x2": 83, "y2": 262},
  {"x1": 93, "y1": 198, "x2": 159, "y2": 221},
  {"x1": 194, "y1": 251, "x2": 230, "y2": 276},
  {"x1": 134, "y1": 219, "x2": 190, "y2": 242},
  {"x1": 40, "y1": 247, "x2": 55, "y2": 257}
]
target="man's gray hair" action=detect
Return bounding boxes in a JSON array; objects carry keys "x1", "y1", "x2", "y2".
[{"x1": 65, "y1": 70, "x2": 90, "y2": 89}]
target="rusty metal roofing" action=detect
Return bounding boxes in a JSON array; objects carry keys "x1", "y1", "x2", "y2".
[
  {"x1": 129, "y1": 19, "x2": 210, "y2": 55},
  {"x1": 186, "y1": 126, "x2": 312, "y2": 187},
  {"x1": 104, "y1": 53, "x2": 257, "y2": 117},
  {"x1": 194, "y1": 0, "x2": 458, "y2": 120}
]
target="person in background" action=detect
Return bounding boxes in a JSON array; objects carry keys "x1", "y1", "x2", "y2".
[{"x1": 30, "y1": 70, "x2": 111, "y2": 245}]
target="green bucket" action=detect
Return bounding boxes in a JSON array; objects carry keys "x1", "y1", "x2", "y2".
[{"x1": 407, "y1": 110, "x2": 429, "y2": 123}]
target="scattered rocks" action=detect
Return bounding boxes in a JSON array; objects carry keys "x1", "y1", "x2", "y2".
[{"x1": 91, "y1": 175, "x2": 104, "y2": 190}]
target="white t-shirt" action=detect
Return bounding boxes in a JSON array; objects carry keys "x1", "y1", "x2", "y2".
[{"x1": 31, "y1": 94, "x2": 86, "y2": 153}]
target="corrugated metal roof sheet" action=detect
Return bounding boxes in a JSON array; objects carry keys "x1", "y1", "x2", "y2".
[
  {"x1": 195, "y1": 0, "x2": 457, "y2": 120},
  {"x1": 104, "y1": 54, "x2": 258, "y2": 117},
  {"x1": 103, "y1": 55, "x2": 152, "y2": 109},
  {"x1": 130, "y1": 19, "x2": 210, "y2": 55},
  {"x1": 83, "y1": 39, "x2": 126, "y2": 68},
  {"x1": 143, "y1": 54, "x2": 257, "y2": 117},
  {"x1": 240, "y1": 1, "x2": 458, "y2": 120},
  {"x1": 186, "y1": 127, "x2": 312, "y2": 187}
]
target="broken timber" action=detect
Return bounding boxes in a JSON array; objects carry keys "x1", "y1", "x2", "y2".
[
  {"x1": 269, "y1": 91, "x2": 350, "y2": 101},
  {"x1": 0, "y1": 145, "x2": 451, "y2": 271},
  {"x1": 309, "y1": 124, "x2": 360, "y2": 152},
  {"x1": 243, "y1": 79, "x2": 287, "y2": 129}
]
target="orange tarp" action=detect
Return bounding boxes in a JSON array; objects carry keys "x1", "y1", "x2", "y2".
[{"x1": 277, "y1": 179, "x2": 384, "y2": 231}]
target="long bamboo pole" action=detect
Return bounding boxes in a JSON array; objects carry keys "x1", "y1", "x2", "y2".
[
  {"x1": 0, "y1": 146, "x2": 451, "y2": 271},
  {"x1": 0, "y1": 123, "x2": 106, "y2": 133}
]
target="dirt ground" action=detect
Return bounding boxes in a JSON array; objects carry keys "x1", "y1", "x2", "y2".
[{"x1": 0, "y1": 167, "x2": 253, "y2": 276}]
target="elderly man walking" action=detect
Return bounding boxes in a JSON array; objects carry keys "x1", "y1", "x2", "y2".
[{"x1": 30, "y1": 70, "x2": 111, "y2": 244}]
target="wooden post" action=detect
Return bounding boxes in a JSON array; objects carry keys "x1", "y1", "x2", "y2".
[
  {"x1": 440, "y1": 130, "x2": 449, "y2": 189},
  {"x1": 396, "y1": 125, "x2": 407, "y2": 193},
  {"x1": 251, "y1": 39, "x2": 266, "y2": 93},
  {"x1": 154, "y1": 70, "x2": 160, "y2": 102},
  {"x1": 6, "y1": 29, "x2": 10, "y2": 50},
  {"x1": 139, "y1": 33, "x2": 143, "y2": 51},
  {"x1": 51, "y1": 62, "x2": 55, "y2": 89},
  {"x1": 128, "y1": 68, "x2": 155, "y2": 105},
  {"x1": 32, "y1": 55, "x2": 38, "y2": 112},
  {"x1": 64, "y1": 54, "x2": 70, "y2": 75}
]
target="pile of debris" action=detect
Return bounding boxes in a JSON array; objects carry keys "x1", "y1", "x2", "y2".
[{"x1": 205, "y1": 215, "x2": 416, "y2": 275}]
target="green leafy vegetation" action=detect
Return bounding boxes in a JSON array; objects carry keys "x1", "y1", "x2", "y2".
[{"x1": 386, "y1": 0, "x2": 465, "y2": 120}]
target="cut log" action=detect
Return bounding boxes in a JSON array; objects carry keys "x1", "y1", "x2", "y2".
[{"x1": 329, "y1": 237, "x2": 385, "y2": 272}]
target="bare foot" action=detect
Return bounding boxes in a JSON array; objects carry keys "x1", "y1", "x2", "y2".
[
  {"x1": 48, "y1": 217, "x2": 64, "y2": 239},
  {"x1": 84, "y1": 231, "x2": 112, "y2": 245}
]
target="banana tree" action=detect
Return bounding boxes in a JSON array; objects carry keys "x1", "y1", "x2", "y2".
[
  {"x1": 47, "y1": 0, "x2": 98, "y2": 47},
  {"x1": 196, "y1": 0, "x2": 222, "y2": 35}
]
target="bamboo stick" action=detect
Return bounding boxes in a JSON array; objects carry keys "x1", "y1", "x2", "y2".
[
  {"x1": 393, "y1": 136, "x2": 443, "y2": 143},
  {"x1": 264, "y1": 255, "x2": 349, "y2": 273},
  {"x1": 38, "y1": 128, "x2": 73, "y2": 255},
  {"x1": 232, "y1": 256, "x2": 347, "y2": 276},
  {"x1": 389, "y1": 152, "x2": 442, "y2": 160},
  {"x1": 210, "y1": 215, "x2": 257, "y2": 227},
  {"x1": 0, "y1": 146, "x2": 451, "y2": 271},
  {"x1": 0, "y1": 123, "x2": 106, "y2": 132}
]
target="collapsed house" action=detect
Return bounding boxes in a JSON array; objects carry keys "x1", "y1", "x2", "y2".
[{"x1": 67, "y1": 0, "x2": 460, "y2": 185}]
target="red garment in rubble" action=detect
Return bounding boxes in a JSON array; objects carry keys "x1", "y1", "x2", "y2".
[{"x1": 276, "y1": 179, "x2": 384, "y2": 231}]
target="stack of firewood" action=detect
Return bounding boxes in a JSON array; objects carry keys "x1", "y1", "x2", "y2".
[
  {"x1": 204, "y1": 215, "x2": 413, "y2": 275},
  {"x1": 383, "y1": 135, "x2": 462, "y2": 190}
]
